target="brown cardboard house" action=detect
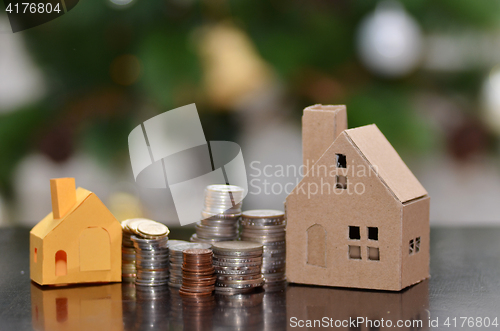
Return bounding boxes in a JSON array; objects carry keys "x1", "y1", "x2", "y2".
[
  {"x1": 30, "y1": 178, "x2": 122, "y2": 286},
  {"x1": 285, "y1": 105, "x2": 430, "y2": 291}
]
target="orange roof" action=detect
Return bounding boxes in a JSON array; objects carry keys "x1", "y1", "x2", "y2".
[{"x1": 30, "y1": 187, "x2": 92, "y2": 239}]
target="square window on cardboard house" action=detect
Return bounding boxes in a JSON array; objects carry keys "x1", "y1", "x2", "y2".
[
  {"x1": 349, "y1": 245, "x2": 361, "y2": 259},
  {"x1": 336, "y1": 175, "x2": 347, "y2": 189},
  {"x1": 368, "y1": 247, "x2": 380, "y2": 261},
  {"x1": 368, "y1": 227, "x2": 378, "y2": 240},
  {"x1": 349, "y1": 226, "x2": 360, "y2": 240},
  {"x1": 336, "y1": 154, "x2": 347, "y2": 168}
]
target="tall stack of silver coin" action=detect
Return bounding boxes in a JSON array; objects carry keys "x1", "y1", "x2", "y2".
[
  {"x1": 240, "y1": 210, "x2": 287, "y2": 291},
  {"x1": 213, "y1": 241, "x2": 265, "y2": 294},
  {"x1": 191, "y1": 185, "x2": 244, "y2": 243},
  {"x1": 167, "y1": 242, "x2": 211, "y2": 288},
  {"x1": 130, "y1": 219, "x2": 170, "y2": 286},
  {"x1": 121, "y1": 219, "x2": 138, "y2": 282}
]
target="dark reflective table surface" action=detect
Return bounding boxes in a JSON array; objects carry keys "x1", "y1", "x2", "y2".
[{"x1": 1, "y1": 227, "x2": 499, "y2": 330}]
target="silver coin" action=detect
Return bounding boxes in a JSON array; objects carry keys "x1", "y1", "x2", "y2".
[
  {"x1": 242, "y1": 209, "x2": 284, "y2": 218},
  {"x1": 217, "y1": 274, "x2": 263, "y2": 281},
  {"x1": 215, "y1": 265, "x2": 261, "y2": 273},
  {"x1": 212, "y1": 241, "x2": 263, "y2": 252},
  {"x1": 167, "y1": 239, "x2": 188, "y2": 247},
  {"x1": 213, "y1": 256, "x2": 262, "y2": 264},
  {"x1": 170, "y1": 242, "x2": 212, "y2": 253}
]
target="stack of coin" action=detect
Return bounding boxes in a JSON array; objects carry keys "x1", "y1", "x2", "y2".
[
  {"x1": 121, "y1": 219, "x2": 140, "y2": 282},
  {"x1": 240, "y1": 210, "x2": 286, "y2": 290},
  {"x1": 179, "y1": 248, "x2": 216, "y2": 296},
  {"x1": 191, "y1": 185, "x2": 244, "y2": 243},
  {"x1": 212, "y1": 241, "x2": 265, "y2": 294},
  {"x1": 167, "y1": 239, "x2": 188, "y2": 284},
  {"x1": 168, "y1": 242, "x2": 211, "y2": 288},
  {"x1": 131, "y1": 219, "x2": 170, "y2": 286}
]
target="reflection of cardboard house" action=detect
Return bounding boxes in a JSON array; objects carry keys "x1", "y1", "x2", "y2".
[
  {"x1": 286, "y1": 280, "x2": 429, "y2": 331},
  {"x1": 30, "y1": 178, "x2": 122, "y2": 286},
  {"x1": 286, "y1": 105, "x2": 430, "y2": 291},
  {"x1": 31, "y1": 283, "x2": 123, "y2": 331}
]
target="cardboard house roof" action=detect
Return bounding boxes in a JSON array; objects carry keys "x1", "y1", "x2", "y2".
[
  {"x1": 31, "y1": 187, "x2": 93, "y2": 239},
  {"x1": 343, "y1": 124, "x2": 428, "y2": 203}
]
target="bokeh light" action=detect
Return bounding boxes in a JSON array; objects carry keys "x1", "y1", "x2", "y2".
[{"x1": 110, "y1": 54, "x2": 141, "y2": 86}]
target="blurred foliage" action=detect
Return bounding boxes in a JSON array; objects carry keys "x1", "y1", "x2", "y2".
[{"x1": 1, "y1": 0, "x2": 500, "y2": 198}]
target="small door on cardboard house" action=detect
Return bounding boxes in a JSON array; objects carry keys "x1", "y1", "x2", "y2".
[
  {"x1": 79, "y1": 227, "x2": 111, "y2": 271},
  {"x1": 306, "y1": 224, "x2": 327, "y2": 267}
]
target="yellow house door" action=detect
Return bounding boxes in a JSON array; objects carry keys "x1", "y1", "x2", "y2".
[{"x1": 79, "y1": 227, "x2": 111, "y2": 271}]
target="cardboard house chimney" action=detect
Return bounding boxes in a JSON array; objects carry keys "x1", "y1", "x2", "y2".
[
  {"x1": 286, "y1": 105, "x2": 430, "y2": 291},
  {"x1": 30, "y1": 178, "x2": 122, "y2": 286}
]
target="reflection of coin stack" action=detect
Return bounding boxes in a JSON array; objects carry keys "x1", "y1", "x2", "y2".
[
  {"x1": 168, "y1": 243, "x2": 212, "y2": 288},
  {"x1": 241, "y1": 210, "x2": 287, "y2": 291},
  {"x1": 180, "y1": 249, "x2": 217, "y2": 297},
  {"x1": 214, "y1": 292, "x2": 264, "y2": 330},
  {"x1": 121, "y1": 219, "x2": 140, "y2": 282},
  {"x1": 136, "y1": 286, "x2": 170, "y2": 331},
  {"x1": 182, "y1": 295, "x2": 215, "y2": 331},
  {"x1": 131, "y1": 220, "x2": 170, "y2": 286},
  {"x1": 191, "y1": 185, "x2": 244, "y2": 243},
  {"x1": 122, "y1": 283, "x2": 137, "y2": 331},
  {"x1": 213, "y1": 241, "x2": 265, "y2": 295},
  {"x1": 169, "y1": 287, "x2": 184, "y2": 329},
  {"x1": 262, "y1": 290, "x2": 287, "y2": 331}
]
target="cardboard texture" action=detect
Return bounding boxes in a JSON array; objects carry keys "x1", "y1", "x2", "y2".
[
  {"x1": 286, "y1": 280, "x2": 429, "y2": 330},
  {"x1": 286, "y1": 105, "x2": 430, "y2": 291},
  {"x1": 30, "y1": 178, "x2": 122, "y2": 286},
  {"x1": 31, "y1": 283, "x2": 123, "y2": 331},
  {"x1": 302, "y1": 105, "x2": 347, "y2": 175}
]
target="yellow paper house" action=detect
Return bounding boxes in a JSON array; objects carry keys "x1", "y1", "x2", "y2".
[{"x1": 30, "y1": 178, "x2": 122, "y2": 286}]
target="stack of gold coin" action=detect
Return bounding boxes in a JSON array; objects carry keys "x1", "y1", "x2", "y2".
[
  {"x1": 213, "y1": 241, "x2": 265, "y2": 295},
  {"x1": 179, "y1": 248, "x2": 216, "y2": 297},
  {"x1": 121, "y1": 219, "x2": 140, "y2": 282},
  {"x1": 191, "y1": 185, "x2": 244, "y2": 243},
  {"x1": 241, "y1": 210, "x2": 286, "y2": 291},
  {"x1": 130, "y1": 219, "x2": 170, "y2": 286},
  {"x1": 168, "y1": 242, "x2": 212, "y2": 288}
]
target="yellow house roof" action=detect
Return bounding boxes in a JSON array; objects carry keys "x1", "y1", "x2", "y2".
[
  {"x1": 345, "y1": 124, "x2": 428, "y2": 203},
  {"x1": 30, "y1": 187, "x2": 92, "y2": 239}
]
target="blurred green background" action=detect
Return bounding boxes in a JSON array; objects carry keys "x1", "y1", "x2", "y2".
[{"x1": 1, "y1": 0, "x2": 500, "y2": 226}]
